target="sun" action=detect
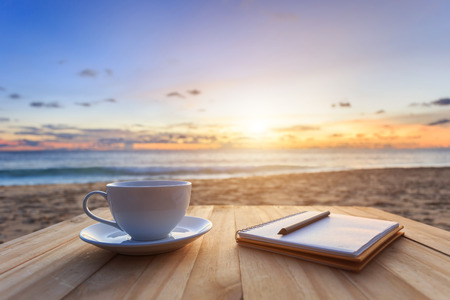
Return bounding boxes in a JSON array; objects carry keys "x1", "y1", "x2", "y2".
[{"x1": 245, "y1": 119, "x2": 268, "y2": 135}]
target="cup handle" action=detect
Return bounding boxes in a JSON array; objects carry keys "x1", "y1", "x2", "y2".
[{"x1": 83, "y1": 191, "x2": 121, "y2": 230}]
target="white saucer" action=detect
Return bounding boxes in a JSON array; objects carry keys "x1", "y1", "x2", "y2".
[{"x1": 80, "y1": 216, "x2": 212, "y2": 255}]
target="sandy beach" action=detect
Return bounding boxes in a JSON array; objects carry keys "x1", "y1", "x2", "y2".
[{"x1": 1, "y1": 167, "x2": 449, "y2": 243}]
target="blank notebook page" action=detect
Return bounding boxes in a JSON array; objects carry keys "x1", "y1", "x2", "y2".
[{"x1": 238, "y1": 211, "x2": 399, "y2": 257}]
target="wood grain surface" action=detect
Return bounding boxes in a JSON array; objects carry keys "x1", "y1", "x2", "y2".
[{"x1": 0, "y1": 206, "x2": 449, "y2": 300}]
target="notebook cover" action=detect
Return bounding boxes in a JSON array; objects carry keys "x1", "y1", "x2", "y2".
[
  {"x1": 237, "y1": 225, "x2": 404, "y2": 263},
  {"x1": 237, "y1": 231, "x2": 404, "y2": 272},
  {"x1": 236, "y1": 211, "x2": 400, "y2": 257}
]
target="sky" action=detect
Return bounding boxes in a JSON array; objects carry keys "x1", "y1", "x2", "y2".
[{"x1": 1, "y1": 0, "x2": 450, "y2": 151}]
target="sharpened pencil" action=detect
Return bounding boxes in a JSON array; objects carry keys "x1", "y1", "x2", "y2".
[{"x1": 278, "y1": 210, "x2": 330, "y2": 235}]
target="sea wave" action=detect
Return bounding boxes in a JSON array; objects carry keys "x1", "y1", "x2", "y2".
[
  {"x1": 2, "y1": 148, "x2": 450, "y2": 186},
  {"x1": 0, "y1": 165, "x2": 312, "y2": 185}
]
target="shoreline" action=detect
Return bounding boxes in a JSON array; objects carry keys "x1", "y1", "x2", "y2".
[{"x1": 1, "y1": 167, "x2": 449, "y2": 243}]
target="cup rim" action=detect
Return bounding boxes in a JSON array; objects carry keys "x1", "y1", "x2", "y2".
[{"x1": 107, "y1": 180, "x2": 191, "y2": 188}]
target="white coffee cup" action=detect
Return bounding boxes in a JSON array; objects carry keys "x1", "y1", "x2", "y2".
[{"x1": 83, "y1": 180, "x2": 191, "y2": 241}]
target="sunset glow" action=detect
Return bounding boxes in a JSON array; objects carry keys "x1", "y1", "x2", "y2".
[{"x1": 1, "y1": 1, "x2": 449, "y2": 151}]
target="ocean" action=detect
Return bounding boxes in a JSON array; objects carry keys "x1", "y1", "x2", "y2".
[{"x1": 1, "y1": 148, "x2": 450, "y2": 186}]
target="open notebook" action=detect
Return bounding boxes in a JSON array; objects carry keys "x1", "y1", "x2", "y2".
[{"x1": 235, "y1": 211, "x2": 404, "y2": 272}]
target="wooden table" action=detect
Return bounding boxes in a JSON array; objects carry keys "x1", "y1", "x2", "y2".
[{"x1": 1, "y1": 206, "x2": 449, "y2": 299}]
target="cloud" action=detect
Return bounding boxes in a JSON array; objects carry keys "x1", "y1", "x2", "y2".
[
  {"x1": 187, "y1": 89, "x2": 201, "y2": 96},
  {"x1": 275, "y1": 125, "x2": 320, "y2": 132},
  {"x1": 42, "y1": 124, "x2": 76, "y2": 130},
  {"x1": 167, "y1": 89, "x2": 202, "y2": 98},
  {"x1": 75, "y1": 102, "x2": 92, "y2": 107},
  {"x1": 79, "y1": 69, "x2": 98, "y2": 78},
  {"x1": 0, "y1": 86, "x2": 5, "y2": 92},
  {"x1": 2, "y1": 138, "x2": 43, "y2": 147},
  {"x1": 137, "y1": 132, "x2": 218, "y2": 145},
  {"x1": 14, "y1": 126, "x2": 43, "y2": 136},
  {"x1": 376, "y1": 110, "x2": 385, "y2": 114},
  {"x1": 76, "y1": 98, "x2": 117, "y2": 107},
  {"x1": 51, "y1": 133, "x2": 81, "y2": 140},
  {"x1": 82, "y1": 128, "x2": 125, "y2": 134},
  {"x1": 167, "y1": 92, "x2": 185, "y2": 98},
  {"x1": 0, "y1": 117, "x2": 10, "y2": 122},
  {"x1": 427, "y1": 119, "x2": 450, "y2": 126},
  {"x1": 30, "y1": 101, "x2": 62, "y2": 108},
  {"x1": 410, "y1": 97, "x2": 450, "y2": 107},
  {"x1": 431, "y1": 98, "x2": 450, "y2": 106},
  {"x1": 97, "y1": 138, "x2": 127, "y2": 145},
  {"x1": 166, "y1": 122, "x2": 199, "y2": 130},
  {"x1": 59, "y1": 127, "x2": 220, "y2": 148},
  {"x1": 331, "y1": 102, "x2": 351, "y2": 108},
  {"x1": 21, "y1": 139, "x2": 41, "y2": 147},
  {"x1": 78, "y1": 68, "x2": 114, "y2": 78},
  {"x1": 14, "y1": 124, "x2": 84, "y2": 140},
  {"x1": 409, "y1": 102, "x2": 429, "y2": 107},
  {"x1": 10, "y1": 93, "x2": 21, "y2": 99},
  {"x1": 58, "y1": 59, "x2": 67, "y2": 65},
  {"x1": 8, "y1": 124, "x2": 218, "y2": 150}
]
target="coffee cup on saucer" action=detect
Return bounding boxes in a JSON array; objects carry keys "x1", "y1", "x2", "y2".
[{"x1": 82, "y1": 180, "x2": 191, "y2": 241}]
